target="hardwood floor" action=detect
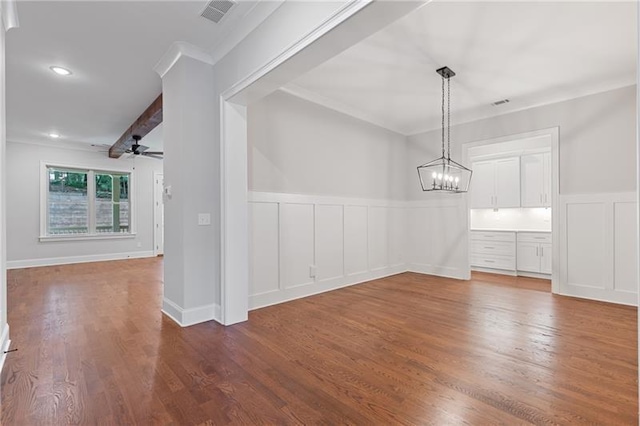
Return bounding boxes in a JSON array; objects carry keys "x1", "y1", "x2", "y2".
[{"x1": 1, "y1": 258, "x2": 637, "y2": 424}]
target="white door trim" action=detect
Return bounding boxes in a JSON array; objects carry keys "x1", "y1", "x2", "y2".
[
  {"x1": 462, "y1": 127, "x2": 560, "y2": 293},
  {"x1": 153, "y1": 171, "x2": 164, "y2": 256}
]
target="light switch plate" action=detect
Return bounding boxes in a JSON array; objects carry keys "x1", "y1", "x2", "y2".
[{"x1": 198, "y1": 213, "x2": 211, "y2": 226}]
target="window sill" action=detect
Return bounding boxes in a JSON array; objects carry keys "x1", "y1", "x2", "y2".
[{"x1": 39, "y1": 233, "x2": 137, "y2": 243}]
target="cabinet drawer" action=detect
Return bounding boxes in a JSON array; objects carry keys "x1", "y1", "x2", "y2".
[
  {"x1": 470, "y1": 240, "x2": 515, "y2": 256},
  {"x1": 470, "y1": 231, "x2": 516, "y2": 243},
  {"x1": 471, "y1": 254, "x2": 516, "y2": 271},
  {"x1": 517, "y1": 232, "x2": 551, "y2": 244}
]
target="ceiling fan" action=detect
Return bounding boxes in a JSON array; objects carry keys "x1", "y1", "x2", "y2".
[{"x1": 126, "y1": 134, "x2": 163, "y2": 159}]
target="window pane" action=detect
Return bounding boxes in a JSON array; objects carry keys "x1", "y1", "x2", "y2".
[
  {"x1": 95, "y1": 174, "x2": 113, "y2": 232},
  {"x1": 95, "y1": 173, "x2": 130, "y2": 233},
  {"x1": 48, "y1": 169, "x2": 88, "y2": 235}
]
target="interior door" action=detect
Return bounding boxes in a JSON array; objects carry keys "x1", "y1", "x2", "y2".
[
  {"x1": 542, "y1": 152, "x2": 552, "y2": 207},
  {"x1": 154, "y1": 173, "x2": 164, "y2": 256}
]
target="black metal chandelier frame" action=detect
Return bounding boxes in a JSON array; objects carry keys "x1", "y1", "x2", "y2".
[{"x1": 417, "y1": 66, "x2": 472, "y2": 193}]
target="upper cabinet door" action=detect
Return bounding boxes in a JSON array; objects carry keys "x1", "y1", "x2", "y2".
[
  {"x1": 521, "y1": 153, "x2": 545, "y2": 207},
  {"x1": 470, "y1": 161, "x2": 496, "y2": 209},
  {"x1": 495, "y1": 157, "x2": 520, "y2": 208}
]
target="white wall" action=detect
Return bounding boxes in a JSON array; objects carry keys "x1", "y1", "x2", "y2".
[
  {"x1": 407, "y1": 85, "x2": 637, "y2": 199},
  {"x1": 6, "y1": 141, "x2": 162, "y2": 267},
  {"x1": 247, "y1": 90, "x2": 410, "y2": 307},
  {"x1": 248, "y1": 90, "x2": 407, "y2": 200}
]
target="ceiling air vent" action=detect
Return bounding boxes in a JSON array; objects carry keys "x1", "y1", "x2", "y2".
[
  {"x1": 492, "y1": 99, "x2": 510, "y2": 106},
  {"x1": 200, "y1": 0, "x2": 235, "y2": 24}
]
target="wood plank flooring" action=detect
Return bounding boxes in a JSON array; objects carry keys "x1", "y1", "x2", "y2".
[{"x1": 1, "y1": 258, "x2": 637, "y2": 424}]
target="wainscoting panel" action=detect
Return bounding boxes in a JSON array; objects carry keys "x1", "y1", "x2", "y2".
[
  {"x1": 248, "y1": 192, "x2": 407, "y2": 309},
  {"x1": 344, "y1": 205, "x2": 368, "y2": 276},
  {"x1": 566, "y1": 202, "x2": 607, "y2": 289},
  {"x1": 249, "y1": 202, "x2": 280, "y2": 296},
  {"x1": 613, "y1": 201, "x2": 638, "y2": 294},
  {"x1": 368, "y1": 207, "x2": 389, "y2": 270},
  {"x1": 315, "y1": 204, "x2": 344, "y2": 282},
  {"x1": 405, "y1": 198, "x2": 469, "y2": 280},
  {"x1": 279, "y1": 203, "x2": 315, "y2": 290},
  {"x1": 559, "y1": 192, "x2": 637, "y2": 305}
]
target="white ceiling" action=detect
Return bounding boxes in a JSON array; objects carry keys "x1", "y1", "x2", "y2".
[
  {"x1": 6, "y1": 0, "x2": 279, "y2": 148},
  {"x1": 286, "y1": 1, "x2": 638, "y2": 136}
]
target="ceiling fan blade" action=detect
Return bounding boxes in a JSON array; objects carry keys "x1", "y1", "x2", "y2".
[{"x1": 142, "y1": 151, "x2": 163, "y2": 155}]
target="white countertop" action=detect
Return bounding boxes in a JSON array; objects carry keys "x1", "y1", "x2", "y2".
[{"x1": 470, "y1": 228, "x2": 551, "y2": 233}]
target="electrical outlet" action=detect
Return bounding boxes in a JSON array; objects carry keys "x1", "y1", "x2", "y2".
[
  {"x1": 137, "y1": 242, "x2": 142, "y2": 248},
  {"x1": 198, "y1": 213, "x2": 211, "y2": 226},
  {"x1": 309, "y1": 265, "x2": 317, "y2": 278}
]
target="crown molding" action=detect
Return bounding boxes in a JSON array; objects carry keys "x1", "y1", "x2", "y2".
[
  {"x1": 153, "y1": 41, "x2": 215, "y2": 78},
  {"x1": 2, "y1": 0, "x2": 19, "y2": 31}
]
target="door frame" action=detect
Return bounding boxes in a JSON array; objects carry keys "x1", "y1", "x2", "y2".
[
  {"x1": 462, "y1": 127, "x2": 560, "y2": 293},
  {"x1": 153, "y1": 171, "x2": 164, "y2": 256}
]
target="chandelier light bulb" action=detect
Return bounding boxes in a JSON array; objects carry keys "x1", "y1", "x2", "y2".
[
  {"x1": 437, "y1": 173, "x2": 443, "y2": 180},
  {"x1": 432, "y1": 172, "x2": 437, "y2": 179}
]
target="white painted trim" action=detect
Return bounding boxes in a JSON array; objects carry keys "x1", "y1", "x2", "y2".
[
  {"x1": 153, "y1": 42, "x2": 215, "y2": 78},
  {"x1": 7, "y1": 251, "x2": 155, "y2": 270},
  {"x1": 462, "y1": 127, "x2": 560, "y2": 293},
  {"x1": 220, "y1": 1, "x2": 373, "y2": 101},
  {"x1": 249, "y1": 191, "x2": 406, "y2": 208},
  {"x1": 162, "y1": 297, "x2": 221, "y2": 327},
  {"x1": 410, "y1": 263, "x2": 469, "y2": 280},
  {"x1": 153, "y1": 171, "x2": 164, "y2": 256},
  {"x1": 471, "y1": 266, "x2": 518, "y2": 277},
  {"x1": 0, "y1": 324, "x2": 10, "y2": 374},
  {"x1": 39, "y1": 233, "x2": 136, "y2": 243},
  {"x1": 250, "y1": 265, "x2": 404, "y2": 310},
  {"x1": 1, "y1": 0, "x2": 19, "y2": 32},
  {"x1": 517, "y1": 271, "x2": 552, "y2": 280}
]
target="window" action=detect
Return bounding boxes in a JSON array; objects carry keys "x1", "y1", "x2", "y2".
[{"x1": 42, "y1": 164, "x2": 134, "y2": 240}]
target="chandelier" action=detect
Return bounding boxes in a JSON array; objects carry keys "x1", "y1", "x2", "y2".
[{"x1": 417, "y1": 66, "x2": 472, "y2": 193}]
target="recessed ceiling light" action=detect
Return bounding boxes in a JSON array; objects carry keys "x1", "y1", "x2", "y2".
[
  {"x1": 49, "y1": 66, "x2": 72, "y2": 76},
  {"x1": 48, "y1": 133, "x2": 60, "y2": 139}
]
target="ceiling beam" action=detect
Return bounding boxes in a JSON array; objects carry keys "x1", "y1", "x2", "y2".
[{"x1": 109, "y1": 94, "x2": 163, "y2": 158}]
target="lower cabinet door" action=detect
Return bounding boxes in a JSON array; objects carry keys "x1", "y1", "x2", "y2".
[
  {"x1": 540, "y1": 243, "x2": 552, "y2": 274},
  {"x1": 517, "y1": 242, "x2": 540, "y2": 273}
]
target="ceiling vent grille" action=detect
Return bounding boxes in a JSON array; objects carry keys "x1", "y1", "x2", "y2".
[
  {"x1": 492, "y1": 99, "x2": 510, "y2": 106},
  {"x1": 201, "y1": 0, "x2": 235, "y2": 24}
]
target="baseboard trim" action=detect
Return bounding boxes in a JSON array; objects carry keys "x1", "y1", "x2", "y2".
[
  {"x1": 7, "y1": 251, "x2": 156, "y2": 269},
  {"x1": 409, "y1": 263, "x2": 468, "y2": 280},
  {"x1": 471, "y1": 266, "x2": 518, "y2": 276},
  {"x1": 249, "y1": 265, "x2": 407, "y2": 310},
  {"x1": 162, "y1": 298, "x2": 222, "y2": 327},
  {"x1": 0, "y1": 324, "x2": 11, "y2": 374},
  {"x1": 517, "y1": 271, "x2": 552, "y2": 280}
]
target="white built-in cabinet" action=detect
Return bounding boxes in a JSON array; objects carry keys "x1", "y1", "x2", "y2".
[
  {"x1": 516, "y1": 232, "x2": 552, "y2": 274},
  {"x1": 470, "y1": 157, "x2": 520, "y2": 209},
  {"x1": 520, "y1": 153, "x2": 552, "y2": 207}
]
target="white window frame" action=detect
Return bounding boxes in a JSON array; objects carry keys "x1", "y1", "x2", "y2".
[{"x1": 39, "y1": 161, "x2": 137, "y2": 242}]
